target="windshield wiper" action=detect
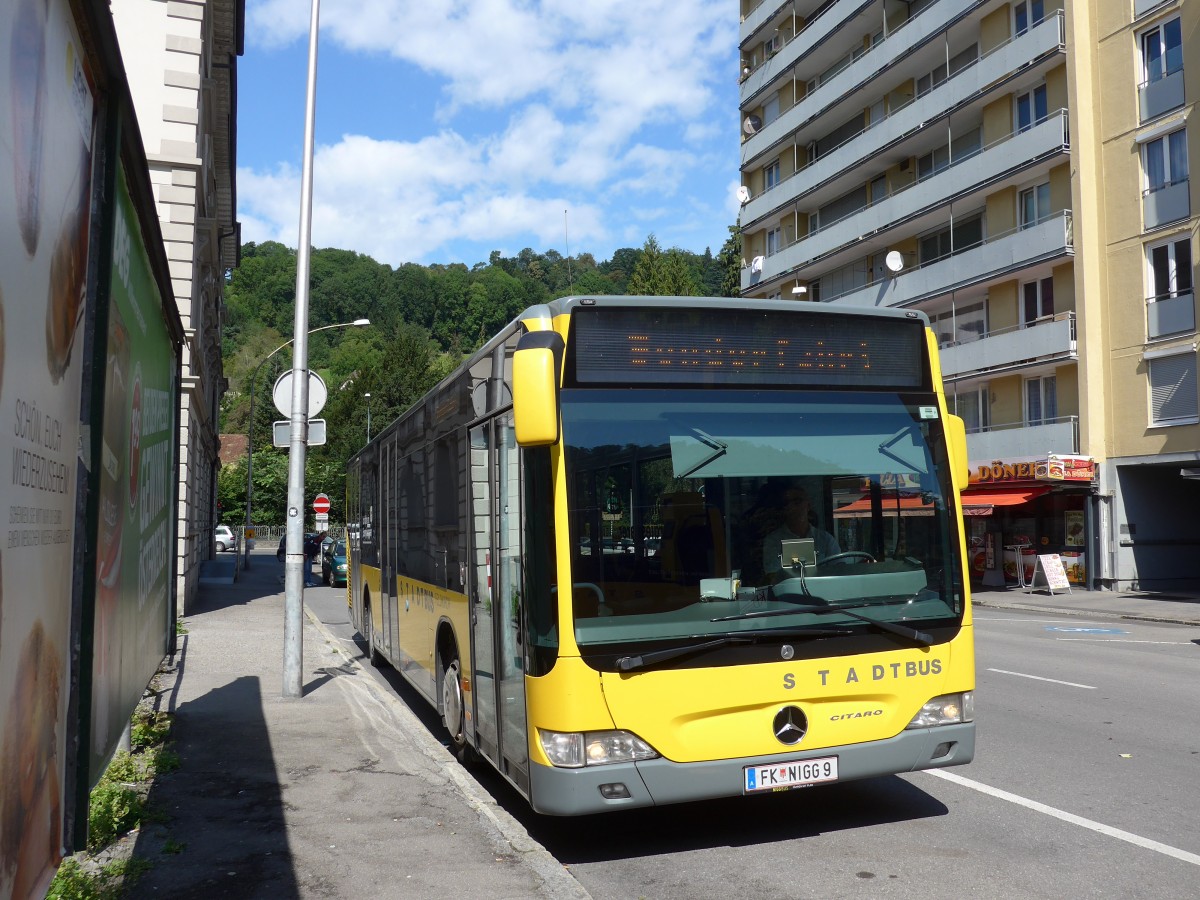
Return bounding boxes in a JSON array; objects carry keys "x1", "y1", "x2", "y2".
[
  {"x1": 710, "y1": 603, "x2": 934, "y2": 647},
  {"x1": 615, "y1": 627, "x2": 853, "y2": 672},
  {"x1": 678, "y1": 428, "x2": 727, "y2": 478}
]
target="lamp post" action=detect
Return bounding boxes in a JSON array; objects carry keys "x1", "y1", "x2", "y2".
[
  {"x1": 243, "y1": 317, "x2": 369, "y2": 567},
  {"x1": 364, "y1": 392, "x2": 371, "y2": 443}
]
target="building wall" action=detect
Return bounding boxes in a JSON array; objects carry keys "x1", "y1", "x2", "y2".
[
  {"x1": 737, "y1": 0, "x2": 1096, "y2": 580},
  {"x1": 1069, "y1": 0, "x2": 1199, "y2": 588},
  {"x1": 110, "y1": 0, "x2": 242, "y2": 611}
]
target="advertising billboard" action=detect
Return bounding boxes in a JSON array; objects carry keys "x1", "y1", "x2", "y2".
[
  {"x1": 0, "y1": 0, "x2": 97, "y2": 895},
  {"x1": 88, "y1": 162, "x2": 178, "y2": 786}
]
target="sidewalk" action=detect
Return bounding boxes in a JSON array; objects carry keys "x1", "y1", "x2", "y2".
[
  {"x1": 972, "y1": 583, "x2": 1200, "y2": 626},
  {"x1": 130, "y1": 548, "x2": 590, "y2": 899}
]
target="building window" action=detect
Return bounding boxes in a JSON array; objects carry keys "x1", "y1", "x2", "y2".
[
  {"x1": 1014, "y1": 0, "x2": 1045, "y2": 37},
  {"x1": 763, "y1": 159, "x2": 781, "y2": 190},
  {"x1": 1144, "y1": 129, "x2": 1188, "y2": 193},
  {"x1": 765, "y1": 227, "x2": 782, "y2": 256},
  {"x1": 1149, "y1": 352, "x2": 1197, "y2": 425},
  {"x1": 1022, "y1": 277, "x2": 1055, "y2": 324},
  {"x1": 1142, "y1": 17, "x2": 1183, "y2": 84},
  {"x1": 916, "y1": 44, "x2": 979, "y2": 97},
  {"x1": 1019, "y1": 182, "x2": 1052, "y2": 229},
  {"x1": 1025, "y1": 375, "x2": 1057, "y2": 426},
  {"x1": 931, "y1": 302, "x2": 986, "y2": 347},
  {"x1": 1015, "y1": 84, "x2": 1048, "y2": 132},
  {"x1": 917, "y1": 144, "x2": 949, "y2": 181},
  {"x1": 762, "y1": 93, "x2": 781, "y2": 127},
  {"x1": 953, "y1": 386, "x2": 989, "y2": 432},
  {"x1": 1146, "y1": 236, "x2": 1194, "y2": 339},
  {"x1": 1148, "y1": 237, "x2": 1193, "y2": 301},
  {"x1": 918, "y1": 212, "x2": 984, "y2": 266}
]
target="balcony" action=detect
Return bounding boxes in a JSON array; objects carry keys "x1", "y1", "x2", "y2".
[
  {"x1": 1134, "y1": 0, "x2": 1173, "y2": 18},
  {"x1": 740, "y1": 0, "x2": 809, "y2": 46},
  {"x1": 741, "y1": 0, "x2": 871, "y2": 101},
  {"x1": 1147, "y1": 290, "x2": 1196, "y2": 340},
  {"x1": 1139, "y1": 67, "x2": 1185, "y2": 123},
  {"x1": 746, "y1": 112, "x2": 1071, "y2": 292},
  {"x1": 811, "y1": 211, "x2": 1074, "y2": 308},
  {"x1": 941, "y1": 313, "x2": 1076, "y2": 381},
  {"x1": 966, "y1": 417, "x2": 1079, "y2": 463},
  {"x1": 742, "y1": 0, "x2": 985, "y2": 158},
  {"x1": 741, "y1": 11, "x2": 1065, "y2": 227},
  {"x1": 1143, "y1": 177, "x2": 1190, "y2": 229}
]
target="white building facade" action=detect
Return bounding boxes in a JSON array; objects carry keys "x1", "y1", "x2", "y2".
[{"x1": 110, "y1": 0, "x2": 243, "y2": 612}]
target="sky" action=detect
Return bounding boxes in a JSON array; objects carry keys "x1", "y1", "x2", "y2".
[{"x1": 236, "y1": 0, "x2": 743, "y2": 270}]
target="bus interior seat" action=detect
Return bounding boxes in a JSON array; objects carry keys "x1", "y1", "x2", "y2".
[{"x1": 658, "y1": 491, "x2": 728, "y2": 584}]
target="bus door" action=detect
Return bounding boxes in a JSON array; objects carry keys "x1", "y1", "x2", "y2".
[
  {"x1": 380, "y1": 441, "x2": 395, "y2": 659},
  {"x1": 468, "y1": 411, "x2": 529, "y2": 789}
]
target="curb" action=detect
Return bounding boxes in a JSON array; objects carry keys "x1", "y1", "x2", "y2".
[
  {"x1": 972, "y1": 598, "x2": 1200, "y2": 628},
  {"x1": 302, "y1": 606, "x2": 592, "y2": 900}
]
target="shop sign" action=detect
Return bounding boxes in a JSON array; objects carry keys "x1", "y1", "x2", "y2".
[
  {"x1": 968, "y1": 455, "x2": 1096, "y2": 485},
  {"x1": 1035, "y1": 454, "x2": 1096, "y2": 483}
]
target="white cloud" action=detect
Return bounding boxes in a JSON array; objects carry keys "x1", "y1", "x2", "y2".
[{"x1": 240, "y1": 0, "x2": 737, "y2": 262}]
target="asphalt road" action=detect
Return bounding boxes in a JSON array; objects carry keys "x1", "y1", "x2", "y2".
[{"x1": 304, "y1": 587, "x2": 1200, "y2": 899}]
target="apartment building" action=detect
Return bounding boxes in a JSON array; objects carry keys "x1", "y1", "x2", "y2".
[
  {"x1": 1070, "y1": 1, "x2": 1198, "y2": 591},
  {"x1": 110, "y1": 0, "x2": 244, "y2": 612},
  {"x1": 737, "y1": 0, "x2": 1197, "y2": 590}
]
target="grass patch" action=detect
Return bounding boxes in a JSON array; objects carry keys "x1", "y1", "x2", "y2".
[
  {"x1": 46, "y1": 857, "x2": 150, "y2": 900},
  {"x1": 48, "y1": 679, "x2": 184, "y2": 896}
]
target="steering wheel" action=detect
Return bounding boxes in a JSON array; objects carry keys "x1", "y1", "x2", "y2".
[{"x1": 818, "y1": 551, "x2": 876, "y2": 565}]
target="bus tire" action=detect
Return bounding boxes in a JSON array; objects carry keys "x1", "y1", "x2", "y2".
[
  {"x1": 362, "y1": 596, "x2": 382, "y2": 668},
  {"x1": 441, "y1": 656, "x2": 473, "y2": 762}
]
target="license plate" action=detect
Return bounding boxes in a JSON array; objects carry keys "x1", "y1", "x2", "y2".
[{"x1": 744, "y1": 756, "x2": 839, "y2": 793}]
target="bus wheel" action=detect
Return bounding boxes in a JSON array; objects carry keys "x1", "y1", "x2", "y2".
[
  {"x1": 362, "y1": 598, "x2": 381, "y2": 667},
  {"x1": 441, "y1": 657, "x2": 469, "y2": 759}
]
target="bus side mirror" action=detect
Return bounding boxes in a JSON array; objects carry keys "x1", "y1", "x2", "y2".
[
  {"x1": 513, "y1": 330, "x2": 564, "y2": 447},
  {"x1": 945, "y1": 413, "x2": 969, "y2": 494}
]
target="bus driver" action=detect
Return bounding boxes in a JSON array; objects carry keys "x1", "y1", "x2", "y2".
[{"x1": 761, "y1": 481, "x2": 841, "y2": 578}]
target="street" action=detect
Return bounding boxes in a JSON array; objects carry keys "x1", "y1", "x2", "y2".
[{"x1": 304, "y1": 586, "x2": 1200, "y2": 899}]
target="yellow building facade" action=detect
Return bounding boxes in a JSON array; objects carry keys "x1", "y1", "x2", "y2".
[{"x1": 738, "y1": 0, "x2": 1197, "y2": 590}]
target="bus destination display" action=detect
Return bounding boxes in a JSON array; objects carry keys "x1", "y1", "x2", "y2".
[{"x1": 571, "y1": 307, "x2": 926, "y2": 389}]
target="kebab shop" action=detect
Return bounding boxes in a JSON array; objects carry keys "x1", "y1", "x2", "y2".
[{"x1": 961, "y1": 455, "x2": 1096, "y2": 588}]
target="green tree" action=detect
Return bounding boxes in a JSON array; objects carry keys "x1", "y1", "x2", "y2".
[
  {"x1": 717, "y1": 226, "x2": 743, "y2": 297},
  {"x1": 626, "y1": 235, "x2": 701, "y2": 296}
]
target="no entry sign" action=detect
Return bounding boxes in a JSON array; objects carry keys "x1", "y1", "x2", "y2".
[{"x1": 312, "y1": 493, "x2": 330, "y2": 514}]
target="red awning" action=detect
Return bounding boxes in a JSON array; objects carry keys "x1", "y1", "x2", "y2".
[
  {"x1": 960, "y1": 485, "x2": 1051, "y2": 515},
  {"x1": 834, "y1": 495, "x2": 935, "y2": 517}
]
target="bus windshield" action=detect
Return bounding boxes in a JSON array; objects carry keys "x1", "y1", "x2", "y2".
[{"x1": 561, "y1": 389, "x2": 965, "y2": 653}]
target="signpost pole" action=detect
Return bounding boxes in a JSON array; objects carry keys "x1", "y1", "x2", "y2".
[{"x1": 283, "y1": 0, "x2": 320, "y2": 700}]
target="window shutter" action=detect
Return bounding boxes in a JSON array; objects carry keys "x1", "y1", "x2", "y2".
[{"x1": 1150, "y1": 353, "x2": 1197, "y2": 423}]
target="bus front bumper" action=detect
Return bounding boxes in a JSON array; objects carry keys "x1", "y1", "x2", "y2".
[{"x1": 528, "y1": 722, "x2": 974, "y2": 816}]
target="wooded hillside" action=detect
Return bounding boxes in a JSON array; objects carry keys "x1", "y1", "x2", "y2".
[{"x1": 216, "y1": 229, "x2": 742, "y2": 525}]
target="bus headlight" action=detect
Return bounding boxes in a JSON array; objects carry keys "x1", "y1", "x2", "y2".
[
  {"x1": 538, "y1": 729, "x2": 659, "y2": 768},
  {"x1": 905, "y1": 692, "x2": 974, "y2": 729}
]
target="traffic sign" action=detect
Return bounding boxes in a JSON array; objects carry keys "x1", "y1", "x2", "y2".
[
  {"x1": 313, "y1": 493, "x2": 331, "y2": 514},
  {"x1": 272, "y1": 370, "x2": 328, "y2": 418}
]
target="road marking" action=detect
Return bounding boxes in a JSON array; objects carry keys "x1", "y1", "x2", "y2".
[
  {"x1": 975, "y1": 616, "x2": 1124, "y2": 625},
  {"x1": 925, "y1": 769, "x2": 1200, "y2": 868},
  {"x1": 986, "y1": 667, "x2": 1096, "y2": 689},
  {"x1": 1054, "y1": 638, "x2": 1192, "y2": 645}
]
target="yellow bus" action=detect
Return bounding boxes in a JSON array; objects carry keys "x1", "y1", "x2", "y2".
[{"x1": 346, "y1": 296, "x2": 974, "y2": 815}]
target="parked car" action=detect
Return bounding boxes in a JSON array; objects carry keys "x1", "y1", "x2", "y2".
[
  {"x1": 214, "y1": 525, "x2": 235, "y2": 552},
  {"x1": 322, "y1": 540, "x2": 348, "y2": 587}
]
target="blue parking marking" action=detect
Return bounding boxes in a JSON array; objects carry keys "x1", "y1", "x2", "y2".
[{"x1": 1044, "y1": 626, "x2": 1130, "y2": 635}]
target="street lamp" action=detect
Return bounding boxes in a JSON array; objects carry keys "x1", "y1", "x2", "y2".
[
  {"x1": 364, "y1": 392, "x2": 371, "y2": 443},
  {"x1": 243, "y1": 317, "x2": 370, "y2": 566}
]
